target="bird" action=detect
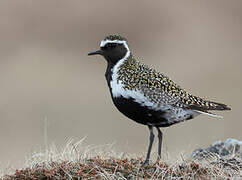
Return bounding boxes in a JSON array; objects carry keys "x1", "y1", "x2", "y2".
[{"x1": 88, "y1": 34, "x2": 231, "y2": 164}]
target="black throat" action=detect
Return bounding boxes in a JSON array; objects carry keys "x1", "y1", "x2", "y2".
[
  {"x1": 104, "y1": 53, "x2": 131, "y2": 89},
  {"x1": 101, "y1": 42, "x2": 129, "y2": 88},
  {"x1": 105, "y1": 61, "x2": 115, "y2": 88}
]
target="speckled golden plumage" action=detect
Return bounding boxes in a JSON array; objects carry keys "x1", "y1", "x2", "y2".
[{"x1": 117, "y1": 55, "x2": 230, "y2": 111}]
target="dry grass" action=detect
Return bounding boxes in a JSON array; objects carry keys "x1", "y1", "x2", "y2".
[{"x1": 1, "y1": 138, "x2": 241, "y2": 179}]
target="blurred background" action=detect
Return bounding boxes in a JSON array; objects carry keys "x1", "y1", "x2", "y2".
[{"x1": 0, "y1": 0, "x2": 241, "y2": 169}]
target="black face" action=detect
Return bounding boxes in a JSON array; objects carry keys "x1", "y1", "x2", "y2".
[{"x1": 88, "y1": 42, "x2": 128, "y2": 65}]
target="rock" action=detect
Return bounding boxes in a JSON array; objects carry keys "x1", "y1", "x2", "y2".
[
  {"x1": 191, "y1": 138, "x2": 242, "y2": 172},
  {"x1": 191, "y1": 138, "x2": 242, "y2": 159}
]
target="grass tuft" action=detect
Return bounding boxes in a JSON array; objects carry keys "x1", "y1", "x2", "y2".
[{"x1": 1, "y1": 139, "x2": 241, "y2": 179}]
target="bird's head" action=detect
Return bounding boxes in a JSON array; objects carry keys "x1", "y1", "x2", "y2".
[{"x1": 88, "y1": 35, "x2": 131, "y2": 64}]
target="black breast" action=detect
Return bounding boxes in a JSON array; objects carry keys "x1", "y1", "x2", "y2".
[{"x1": 112, "y1": 96, "x2": 175, "y2": 127}]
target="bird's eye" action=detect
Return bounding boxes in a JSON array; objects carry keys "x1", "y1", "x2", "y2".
[
  {"x1": 101, "y1": 46, "x2": 107, "y2": 50},
  {"x1": 101, "y1": 43, "x2": 119, "y2": 51},
  {"x1": 107, "y1": 43, "x2": 118, "y2": 48}
]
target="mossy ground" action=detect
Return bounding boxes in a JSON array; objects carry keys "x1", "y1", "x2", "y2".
[{"x1": 1, "y1": 139, "x2": 241, "y2": 179}]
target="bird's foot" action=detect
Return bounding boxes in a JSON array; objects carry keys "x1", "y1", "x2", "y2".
[
  {"x1": 154, "y1": 159, "x2": 162, "y2": 166},
  {"x1": 156, "y1": 156, "x2": 161, "y2": 163},
  {"x1": 142, "y1": 159, "x2": 150, "y2": 166}
]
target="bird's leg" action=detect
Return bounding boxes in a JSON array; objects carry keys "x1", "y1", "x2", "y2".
[
  {"x1": 156, "y1": 127, "x2": 163, "y2": 161},
  {"x1": 144, "y1": 125, "x2": 154, "y2": 165}
]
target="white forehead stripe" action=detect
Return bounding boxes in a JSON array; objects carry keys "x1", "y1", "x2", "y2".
[
  {"x1": 100, "y1": 40, "x2": 127, "y2": 47},
  {"x1": 100, "y1": 39, "x2": 130, "y2": 53}
]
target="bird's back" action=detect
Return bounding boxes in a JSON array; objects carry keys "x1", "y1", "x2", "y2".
[{"x1": 109, "y1": 56, "x2": 230, "y2": 126}]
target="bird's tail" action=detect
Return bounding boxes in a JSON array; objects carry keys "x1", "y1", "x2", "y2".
[
  {"x1": 204, "y1": 101, "x2": 231, "y2": 111},
  {"x1": 189, "y1": 100, "x2": 231, "y2": 118},
  {"x1": 189, "y1": 99, "x2": 231, "y2": 111}
]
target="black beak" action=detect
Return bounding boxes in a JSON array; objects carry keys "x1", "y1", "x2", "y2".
[{"x1": 88, "y1": 49, "x2": 103, "y2": 56}]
